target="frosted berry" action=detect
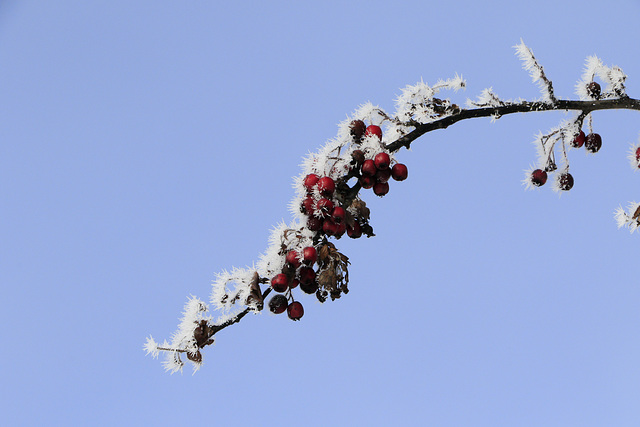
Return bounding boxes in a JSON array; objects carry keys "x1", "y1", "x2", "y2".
[
  {"x1": 571, "y1": 131, "x2": 585, "y2": 148},
  {"x1": 585, "y1": 133, "x2": 602, "y2": 153},
  {"x1": 347, "y1": 221, "x2": 362, "y2": 239},
  {"x1": 323, "y1": 219, "x2": 339, "y2": 236},
  {"x1": 303, "y1": 174, "x2": 319, "y2": 192},
  {"x1": 361, "y1": 159, "x2": 377, "y2": 176},
  {"x1": 302, "y1": 246, "x2": 317, "y2": 264},
  {"x1": 586, "y1": 81, "x2": 601, "y2": 99},
  {"x1": 373, "y1": 182, "x2": 389, "y2": 197},
  {"x1": 307, "y1": 216, "x2": 323, "y2": 231},
  {"x1": 285, "y1": 250, "x2": 301, "y2": 268},
  {"x1": 558, "y1": 172, "x2": 574, "y2": 191},
  {"x1": 351, "y1": 150, "x2": 365, "y2": 167},
  {"x1": 374, "y1": 152, "x2": 391, "y2": 170},
  {"x1": 365, "y1": 125, "x2": 382, "y2": 140},
  {"x1": 531, "y1": 169, "x2": 547, "y2": 187},
  {"x1": 350, "y1": 120, "x2": 366, "y2": 141},
  {"x1": 331, "y1": 206, "x2": 346, "y2": 223},
  {"x1": 268, "y1": 294, "x2": 288, "y2": 314},
  {"x1": 359, "y1": 175, "x2": 375, "y2": 189},
  {"x1": 391, "y1": 163, "x2": 408, "y2": 181},
  {"x1": 271, "y1": 273, "x2": 289, "y2": 293},
  {"x1": 316, "y1": 198, "x2": 334, "y2": 217},
  {"x1": 298, "y1": 266, "x2": 316, "y2": 285},
  {"x1": 636, "y1": 147, "x2": 640, "y2": 166},
  {"x1": 301, "y1": 196, "x2": 315, "y2": 215},
  {"x1": 375, "y1": 168, "x2": 391, "y2": 183},
  {"x1": 317, "y1": 176, "x2": 335, "y2": 196},
  {"x1": 287, "y1": 301, "x2": 304, "y2": 321}
]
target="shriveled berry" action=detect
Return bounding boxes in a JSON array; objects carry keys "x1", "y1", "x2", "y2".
[
  {"x1": 365, "y1": 125, "x2": 382, "y2": 140},
  {"x1": 316, "y1": 198, "x2": 334, "y2": 217},
  {"x1": 271, "y1": 273, "x2": 289, "y2": 293},
  {"x1": 571, "y1": 131, "x2": 585, "y2": 148},
  {"x1": 298, "y1": 266, "x2": 316, "y2": 285},
  {"x1": 268, "y1": 294, "x2": 289, "y2": 314},
  {"x1": 359, "y1": 175, "x2": 375, "y2": 189},
  {"x1": 285, "y1": 250, "x2": 301, "y2": 268},
  {"x1": 331, "y1": 206, "x2": 346, "y2": 223},
  {"x1": 373, "y1": 182, "x2": 389, "y2": 197},
  {"x1": 531, "y1": 169, "x2": 547, "y2": 187},
  {"x1": 347, "y1": 221, "x2": 362, "y2": 239},
  {"x1": 303, "y1": 174, "x2": 319, "y2": 192},
  {"x1": 287, "y1": 301, "x2": 304, "y2": 320},
  {"x1": 317, "y1": 176, "x2": 335, "y2": 196},
  {"x1": 349, "y1": 120, "x2": 366, "y2": 141},
  {"x1": 585, "y1": 133, "x2": 602, "y2": 153},
  {"x1": 361, "y1": 159, "x2": 377, "y2": 176},
  {"x1": 307, "y1": 216, "x2": 323, "y2": 231},
  {"x1": 558, "y1": 172, "x2": 574, "y2": 191},
  {"x1": 302, "y1": 246, "x2": 317, "y2": 264},
  {"x1": 374, "y1": 152, "x2": 391, "y2": 170},
  {"x1": 586, "y1": 81, "x2": 601, "y2": 99},
  {"x1": 323, "y1": 219, "x2": 339, "y2": 236},
  {"x1": 391, "y1": 163, "x2": 408, "y2": 181},
  {"x1": 351, "y1": 150, "x2": 365, "y2": 167},
  {"x1": 299, "y1": 278, "x2": 318, "y2": 294}
]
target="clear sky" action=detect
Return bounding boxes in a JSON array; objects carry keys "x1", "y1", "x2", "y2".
[{"x1": 2, "y1": 1, "x2": 640, "y2": 426}]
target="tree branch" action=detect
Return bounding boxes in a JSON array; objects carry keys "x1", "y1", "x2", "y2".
[{"x1": 385, "y1": 97, "x2": 640, "y2": 152}]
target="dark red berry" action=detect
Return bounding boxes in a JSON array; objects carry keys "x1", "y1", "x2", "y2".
[
  {"x1": 317, "y1": 177, "x2": 335, "y2": 196},
  {"x1": 586, "y1": 81, "x2": 601, "y2": 99},
  {"x1": 571, "y1": 131, "x2": 585, "y2": 148},
  {"x1": 268, "y1": 294, "x2": 288, "y2": 314},
  {"x1": 585, "y1": 133, "x2": 602, "y2": 153},
  {"x1": 558, "y1": 172, "x2": 574, "y2": 191},
  {"x1": 361, "y1": 159, "x2": 377, "y2": 176},
  {"x1": 347, "y1": 221, "x2": 362, "y2": 239},
  {"x1": 374, "y1": 152, "x2": 391, "y2": 170},
  {"x1": 271, "y1": 273, "x2": 289, "y2": 293},
  {"x1": 303, "y1": 174, "x2": 319, "y2": 192},
  {"x1": 289, "y1": 278, "x2": 299, "y2": 289},
  {"x1": 302, "y1": 246, "x2": 317, "y2": 264},
  {"x1": 365, "y1": 125, "x2": 382, "y2": 140},
  {"x1": 287, "y1": 301, "x2": 304, "y2": 321},
  {"x1": 323, "y1": 219, "x2": 339, "y2": 236},
  {"x1": 331, "y1": 206, "x2": 346, "y2": 223},
  {"x1": 359, "y1": 175, "x2": 375, "y2": 189},
  {"x1": 307, "y1": 216, "x2": 323, "y2": 231},
  {"x1": 298, "y1": 266, "x2": 316, "y2": 285},
  {"x1": 391, "y1": 163, "x2": 408, "y2": 181},
  {"x1": 301, "y1": 196, "x2": 315, "y2": 215},
  {"x1": 351, "y1": 150, "x2": 365, "y2": 167},
  {"x1": 299, "y1": 278, "x2": 318, "y2": 294},
  {"x1": 531, "y1": 169, "x2": 547, "y2": 187},
  {"x1": 636, "y1": 147, "x2": 640, "y2": 161},
  {"x1": 373, "y1": 182, "x2": 389, "y2": 196},
  {"x1": 285, "y1": 250, "x2": 301, "y2": 268},
  {"x1": 334, "y1": 221, "x2": 347, "y2": 238},
  {"x1": 316, "y1": 198, "x2": 334, "y2": 217},
  {"x1": 349, "y1": 120, "x2": 366, "y2": 141},
  {"x1": 375, "y1": 168, "x2": 391, "y2": 183}
]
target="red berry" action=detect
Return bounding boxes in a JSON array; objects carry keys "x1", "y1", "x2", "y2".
[
  {"x1": 350, "y1": 120, "x2": 366, "y2": 141},
  {"x1": 307, "y1": 216, "x2": 323, "y2": 231},
  {"x1": 361, "y1": 159, "x2": 377, "y2": 176},
  {"x1": 302, "y1": 246, "x2": 317, "y2": 264},
  {"x1": 287, "y1": 301, "x2": 304, "y2": 321},
  {"x1": 359, "y1": 175, "x2": 375, "y2": 189},
  {"x1": 323, "y1": 219, "x2": 339, "y2": 236},
  {"x1": 375, "y1": 168, "x2": 391, "y2": 183},
  {"x1": 285, "y1": 250, "x2": 301, "y2": 268},
  {"x1": 299, "y1": 278, "x2": 318, "y2": 294},
  {"x1": 331, "y1": 206, "x2": 346, "y2": 223},
  {"x1": 335, "y1": 221, "x2": 347, "y2": 238},
  {"x1": 317, "y1": 177, "x2": 335, "y2": 196},
  {"x1": 271, "y1": 274, "x2": 289, "y2": 293},
  {"x1": 374, "y1": 152, "x2": 391, "y2": 170},
  {"x1": 571, "y1": 131, "x2": 585, "y2": 148},
  {"x1": 586, "y1": 81, "x2": 601, "y2": 99},
  {"x1": 301, "y1": 196, "x2": 315, "y2": 215},
  {"x1": 315, "y1": 198, "x2": 334, "y2": 217},
  {"x1": 365, "y1": 125, "x2": 382, "y2": 140},
  {"x1": 585, "y1": 133, "x2": 602, "y2": 153},
  {"x1": 303, "y1": 174, "x2": 319, "y2": 192},
  {"x1": 298, "y1": 266, "x2": 316, "y2": 285},
  {"x1": 351, "y1": 150, "x2": 365, "y2": 167},
  {"x1": 636, "y1": 147, "x2": 640, "y2": 160},
  {"x1": 268, "y1": 294, "x2": 288, "y2": 314},
  {"x1": 289, "y1": 278, "x2": 299, "y2": 289},
  {"x1": 347, "y1": 221, "x2": 362, "y2": 239},
  {"x1": 391, "y1": 163, "x2": 408, "y2": 181},
  {"x1": 531, "y1": 169, "x2": 547, "y2": 187},
  {"x1": 558, "y1": 172, "x2": 574, "y2": 191},
  {"x1": 373, "y1": 182, "x2": 389, "y2": 197}
]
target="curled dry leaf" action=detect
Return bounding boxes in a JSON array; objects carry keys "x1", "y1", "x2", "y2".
[{"x1": 245, "y1": 271, "x2": 264, "y2": 311}]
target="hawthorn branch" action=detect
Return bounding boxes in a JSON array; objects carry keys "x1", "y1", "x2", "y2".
[{"x1": 385, "y1": 97, "x2": 640, "y2": 152}]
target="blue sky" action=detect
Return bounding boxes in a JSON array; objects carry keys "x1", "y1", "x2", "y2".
[{"x1": 2, "y1": 1, "x2": 640, "y2": 426}]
